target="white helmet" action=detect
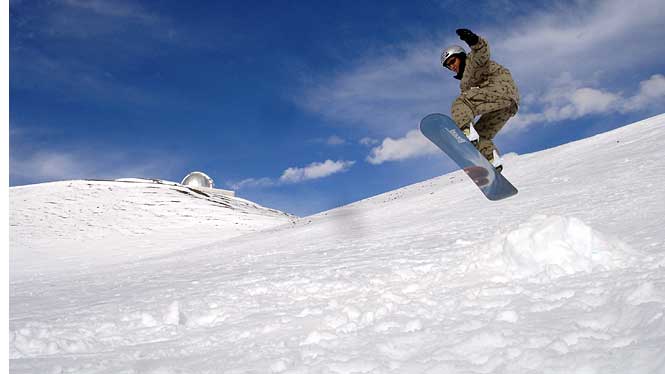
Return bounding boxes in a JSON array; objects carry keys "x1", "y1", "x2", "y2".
[{"x1": 440, "y1": 45, "x2": 466, "y2": 68}]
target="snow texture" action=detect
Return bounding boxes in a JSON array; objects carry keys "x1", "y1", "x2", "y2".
[{"x1": 9, "y1": 114, "x2": 665, "y2": 373}]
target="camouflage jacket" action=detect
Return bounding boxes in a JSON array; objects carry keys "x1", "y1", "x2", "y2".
[{"x1": 460, "y1": 36, "x2": 520, "y2": 106}]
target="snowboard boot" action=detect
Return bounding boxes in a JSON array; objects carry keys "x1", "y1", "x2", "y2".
[
  {"x1": 489, "y1": 149, "x2": 503, "y2": 173},
  {"x1": 462, "y1": 122, "x2": 479, "y2": 146}
]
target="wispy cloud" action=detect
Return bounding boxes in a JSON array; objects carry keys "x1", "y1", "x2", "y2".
[
  {"x1": 10, "y1": 47, "x2": 155, "y2": 105},
  {"x1": 299, "y1": 43, "x2": 448, "y2": 136},
  {"x1": 493, "y1": 0, "x2": 665, "y2": 84},
  {"x1": 310, "y1": 135, "x2": 347, "y2": 146},
  {"x1": 9, "y1": 122, "x2": 185, "y2": 185},
  {"x1": 60, "y1": 0, "x2": 157, "y2": 21},
  {"x1": 9, "y1": 148, "x2": 184, "y2": 186},
  {"x1": 228, "y1": 159, "x2": 355, "y2": 190},
  {"x1": 359, "y1": 137, "x2": 379, "y2": 147},
  {"x1": 10, "y1": 0, "x2": 191, "y2": 105},
  {"x1": 227, "y1": 177, "x2": 276, "y2": 190},
  {"x1": 39, "y1": 0, "x2": 171, "y2": 41},
  {"x1": 325, "y1": 135, "x2": 346, "y2": 146}
]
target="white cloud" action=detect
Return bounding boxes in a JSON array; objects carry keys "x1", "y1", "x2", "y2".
[
  {"x1": 229, "y1": 159, "x2": 356, "y2": 190},
  {"x1": 507, "y1": 74, "x2": 665, "y2": 131},
  {"x1": 538, "y1": 85, "x2": 620, "y2": 123},
  {"x1": 569, "y1": 88, "x2": 619, "y2": 116},
  {"x1": 624, "y1": 74, "x2": 665, "y2": 112},
  {"x1": 280, "y1": 160, "x2": 355, "y2": 183},
  {"x1": 366, "y1": 129, "x2": 438, "y2": 165}
]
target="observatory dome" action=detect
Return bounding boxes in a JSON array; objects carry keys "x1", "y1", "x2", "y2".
[{"x1": 181, "y1": 171, "x2": 214, "y2": 189}]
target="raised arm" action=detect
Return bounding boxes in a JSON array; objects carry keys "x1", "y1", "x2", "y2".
[
  {"x1": 469, "y1": 36, "x2": 490, "y2": 68},
  {"x1": 456, "y1": 28, "x2": 490, "y2": 79}
]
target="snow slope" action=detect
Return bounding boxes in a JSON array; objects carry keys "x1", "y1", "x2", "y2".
[
  {"x1": 9, "y1": 114, "x2": 665, "y2": 373},
  {"x1": 9, "y1": 179, "x2": 295, "y2": 276}
]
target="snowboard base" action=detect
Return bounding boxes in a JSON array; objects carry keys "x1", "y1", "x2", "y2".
[{"x1": 420, "y1": 113, "x2": 517, "y2": 201}]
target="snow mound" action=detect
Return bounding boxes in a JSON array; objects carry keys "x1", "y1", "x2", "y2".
[{"x1": 477, "y1": 215, "x2": 634, "y2": 281}]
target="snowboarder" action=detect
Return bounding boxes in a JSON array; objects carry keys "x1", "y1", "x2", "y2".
[{"x1": 440, "y1": 29, "x2": 519, "y2": 171}]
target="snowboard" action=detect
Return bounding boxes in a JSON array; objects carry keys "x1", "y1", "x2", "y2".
[{"x1": 420, "y1": 113, "x2": 518, "y2": 201}]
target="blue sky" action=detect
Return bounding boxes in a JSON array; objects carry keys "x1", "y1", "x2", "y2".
[{"x1": 9, "y1": 0, "x2": 665, "y2": 216}]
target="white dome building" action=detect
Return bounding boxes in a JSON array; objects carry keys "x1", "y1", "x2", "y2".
[
  {"x1": 181, "y1": 171, "x2": 214, "y2": 189},
  {"x1": 180, "y1": 171, "x2": 234, "y2": 197}
]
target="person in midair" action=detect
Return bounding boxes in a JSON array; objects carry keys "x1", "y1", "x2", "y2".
[{"x1": 441, "y1": 28, "x2": 519, "y2": 171}]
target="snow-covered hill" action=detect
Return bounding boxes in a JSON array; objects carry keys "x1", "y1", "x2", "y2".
[
  {"x1": 9, "y1": 179, "x2": 295, "y2": 276},
  {"x1": 9, "y1": 114, "x2": 665, "y2": 373}
]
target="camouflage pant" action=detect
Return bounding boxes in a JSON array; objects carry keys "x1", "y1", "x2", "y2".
[{"x1": 451, "y1": 89, "x2": 518, "y2": 161}]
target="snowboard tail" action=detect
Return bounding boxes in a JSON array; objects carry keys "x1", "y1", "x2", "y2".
[{"x1": 420, "y1": 113, "x2": 517, "y2": 201}]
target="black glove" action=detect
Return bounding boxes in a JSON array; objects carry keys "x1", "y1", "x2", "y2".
[{"x1": 456, "y1": 28, "x2": 479, "y2": 47}]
